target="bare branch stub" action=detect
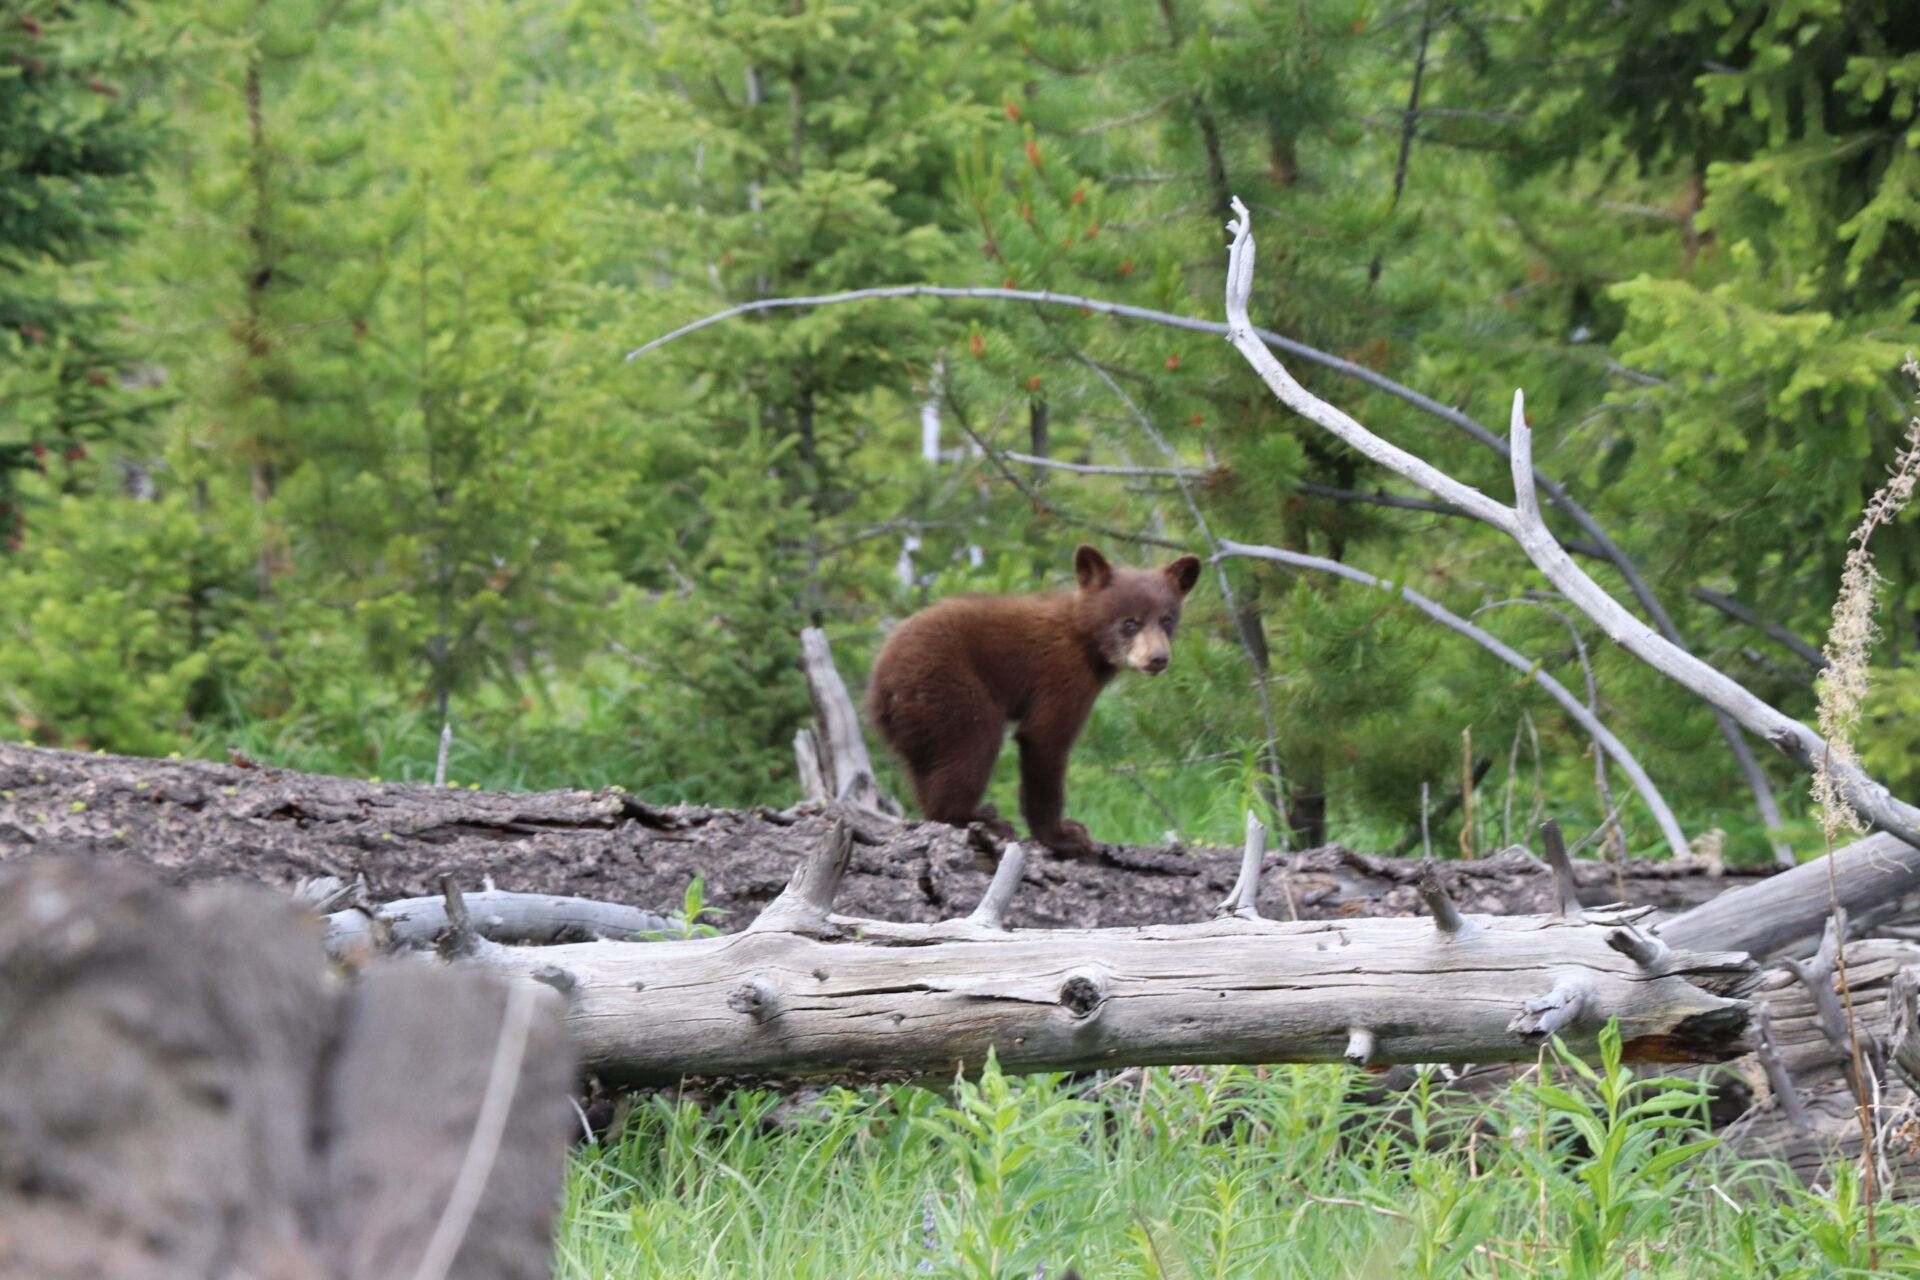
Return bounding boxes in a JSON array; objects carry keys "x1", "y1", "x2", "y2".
[
  {"x1": 1344, "y1": 1027, "x2": 1377, "y2": 1068},
  {"x1": 1780, "y1": 912, "x2": 1880, "y2": 1102},
  {"x1": 748, "y1": 819, "x2": 856, "y2": 936},
  {"x1": 1216, "y1": 811, "x2": 1267, "y2": 920},
  {"x1": 1605, "y1": 928, "x2": 1670, "y2": 971},
  {"x1": 1539, "y1": 819, "x2": 1586, "y2": 920},
  {"x1": 1059, "y1": 973, "x2": 1105, "y2": 1018},
  {"x1": 799, "y1": 627, "x2": 898, "y2": 816},
  {"x1": 1419, "y1": 859, "x2": 1468, "y2": 937},
  {"x1": 1509, "y1": 978, "x2": 1593, "y2": 1042},
  {"x1": 1752, "y1": 1001, "x2": 1812, "y2": 1134},
  {"x1": 436, "y1": 874, "x2": 480, "y2": 961},
  {"x1": 967, "y1": 842, "x2": 1028, "y2": 931},
  {"x1": 728, "y1": 979, "x2": 776, "y2": 1018}
]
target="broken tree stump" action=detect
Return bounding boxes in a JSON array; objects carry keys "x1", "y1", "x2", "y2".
[
  {"x1": 797, "y1": 626, "x2": 899, "y2": 816},
  {"x1": 0, "y1": 857, "x2": 577, "y2": 1280}
]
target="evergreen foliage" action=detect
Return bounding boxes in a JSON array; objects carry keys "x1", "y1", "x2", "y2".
[
  {"x1": 1, "y1": 0, "x2": 1916, "y2": 858},
  {"x1": 0, "y1": 0, "x2": 163, "y2": 540}
]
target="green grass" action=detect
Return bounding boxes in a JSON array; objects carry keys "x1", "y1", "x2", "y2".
[{"x1": 556, "y1": 1035, "x2": 1919, "y2": 1279}]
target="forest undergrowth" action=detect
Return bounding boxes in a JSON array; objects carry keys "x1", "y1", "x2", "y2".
[{"x1": 556, "y1": 1032, "x2": 1920, "y2": 1279}]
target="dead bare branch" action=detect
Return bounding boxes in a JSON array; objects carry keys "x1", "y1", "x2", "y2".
[{"x1": 1219, "y1": 198, "x2": 1920, "y2": 860}]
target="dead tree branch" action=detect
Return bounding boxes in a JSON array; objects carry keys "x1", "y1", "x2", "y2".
[
  {"x1": 799, "y1": 627, "x2": 899, "y2": 816},
  {"x1": 1213, "y1": 540, "x2": 1688, "y2": 857},
  {"x1": 325, "y1": 889, "x2": 679, "y2": 959},
  {"x1": 1219, "y1": 198, "x2": 1920, "y2": 860}
]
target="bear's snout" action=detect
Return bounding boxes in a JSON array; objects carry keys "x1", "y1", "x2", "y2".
[{"x1": 1124, "y1": 628, "x2": 1172, "y2": 674}]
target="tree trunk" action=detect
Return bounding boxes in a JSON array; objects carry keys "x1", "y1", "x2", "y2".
[{"x1": 1659, "y1": 831, "x2": 1920, "y2": 960}]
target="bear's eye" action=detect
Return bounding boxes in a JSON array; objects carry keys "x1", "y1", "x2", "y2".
[
  {"x1": 1120, "y1": 619, "x2": 1140, "y2": 636},
  {"x1": 1161, "y1": 616, "x2": 1176, "y2": 633}
]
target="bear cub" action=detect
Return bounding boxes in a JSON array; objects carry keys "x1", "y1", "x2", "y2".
[{"x1": 866, "y1": 544, "x2": 1201, "y2": 859}]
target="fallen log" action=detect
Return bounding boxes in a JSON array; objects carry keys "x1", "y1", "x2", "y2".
[
  {"x1": 1659, "y1": 831, "x2": 1920, "y2": 960},
  {"x1": 322, "y1": 883, "x2": 680, "y2": 957},
  {"x1": 0, "y1": 857, "x2": 576, "y2": 1280},
  {"x1": 457, "y1": 823, "x2": 1759, "y2": 1086}
]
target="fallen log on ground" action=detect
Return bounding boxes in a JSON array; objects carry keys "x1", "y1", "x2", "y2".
[
  {"x1": 453, "y1": 824, "x2": 1759, "y2": 1085},
  {"x1": 317, "y1": 881, "x2": 681, "y2": 957},
  {"x1": 0, "y1": 857, "x2": 576, "y2": 1280},
  {"x1": 1660, "y1": 831, "x2": 1920, "y2": 961}
]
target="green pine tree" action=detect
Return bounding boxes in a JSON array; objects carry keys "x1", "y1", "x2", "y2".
[{"x1": 0, "y1": 0, "x2": 166, "y2": 544}]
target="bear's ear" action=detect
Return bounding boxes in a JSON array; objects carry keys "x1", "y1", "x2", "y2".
[
  {"x1": 1164, "y1": 555, "x2": 1201, "y2": 596},
  {"x1": 1074, "y1": 544, "x2": 1113, "y2": 590}
]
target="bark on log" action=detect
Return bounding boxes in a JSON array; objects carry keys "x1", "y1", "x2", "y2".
[{"x1": 0, "y1": 857, "x2": 576, "y2": 1280}]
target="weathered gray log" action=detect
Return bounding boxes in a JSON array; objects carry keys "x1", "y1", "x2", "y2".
[
  {"x1": 325, "y1": 888, "x2": 679, "y2": 958},
  {"x1": 1891, "y1": 967, "x2": 1920, "y2": 1093},
  {"x1": 458, "y1": 826, "x2": 1758, "y2": 1086},
  {"x1": 1659, "y1": 831, "x2": 1920, "y2": 960},
  {"x1": 0, "y1": 857, "x2": 576, "y2": 1280}
]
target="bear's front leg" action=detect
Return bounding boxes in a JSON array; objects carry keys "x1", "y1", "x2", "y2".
[{"x1": 1014, "y1": 716, "x2": 1097, "y2": 860}]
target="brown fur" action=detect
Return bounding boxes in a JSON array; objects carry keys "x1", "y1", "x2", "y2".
[{"x1": 865, "y1": 545, "x2": 1201, "y2": 858}]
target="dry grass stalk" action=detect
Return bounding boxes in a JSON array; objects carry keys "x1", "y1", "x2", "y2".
[
  {"x1": 1813, "y1": 355, "x2": 1920, "y2": 836},
  {"x1": 1814, "y1": 354, "x2": 1920, "y2": 1253}
]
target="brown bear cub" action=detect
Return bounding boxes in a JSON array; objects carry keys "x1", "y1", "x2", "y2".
[{"x1": 866, "y1": 544, "x2": 1202, "y2": 859}]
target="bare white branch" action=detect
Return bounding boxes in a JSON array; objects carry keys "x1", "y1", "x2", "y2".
[
  {"x1": 1214, "y1": 540, "x2": 1689, "y2": 857},
  {"x1": 967, "y1": 843, "x2": 1028, "y2": 931},
  {"x1": 1220, "y1": 201, "x2": 1920, "y2": 856},
  {"x1": 1216, "y1": 811, "x2": 1267, "y2": 920}
]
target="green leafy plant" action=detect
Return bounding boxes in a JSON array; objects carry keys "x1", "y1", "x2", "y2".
[
  {"x1": 1527, "y1": 1021, "x2": 1721, "y2": 1280},
  {"x1": 915, "y1": 1054, "x2": 1098, "y2": 1279}
]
